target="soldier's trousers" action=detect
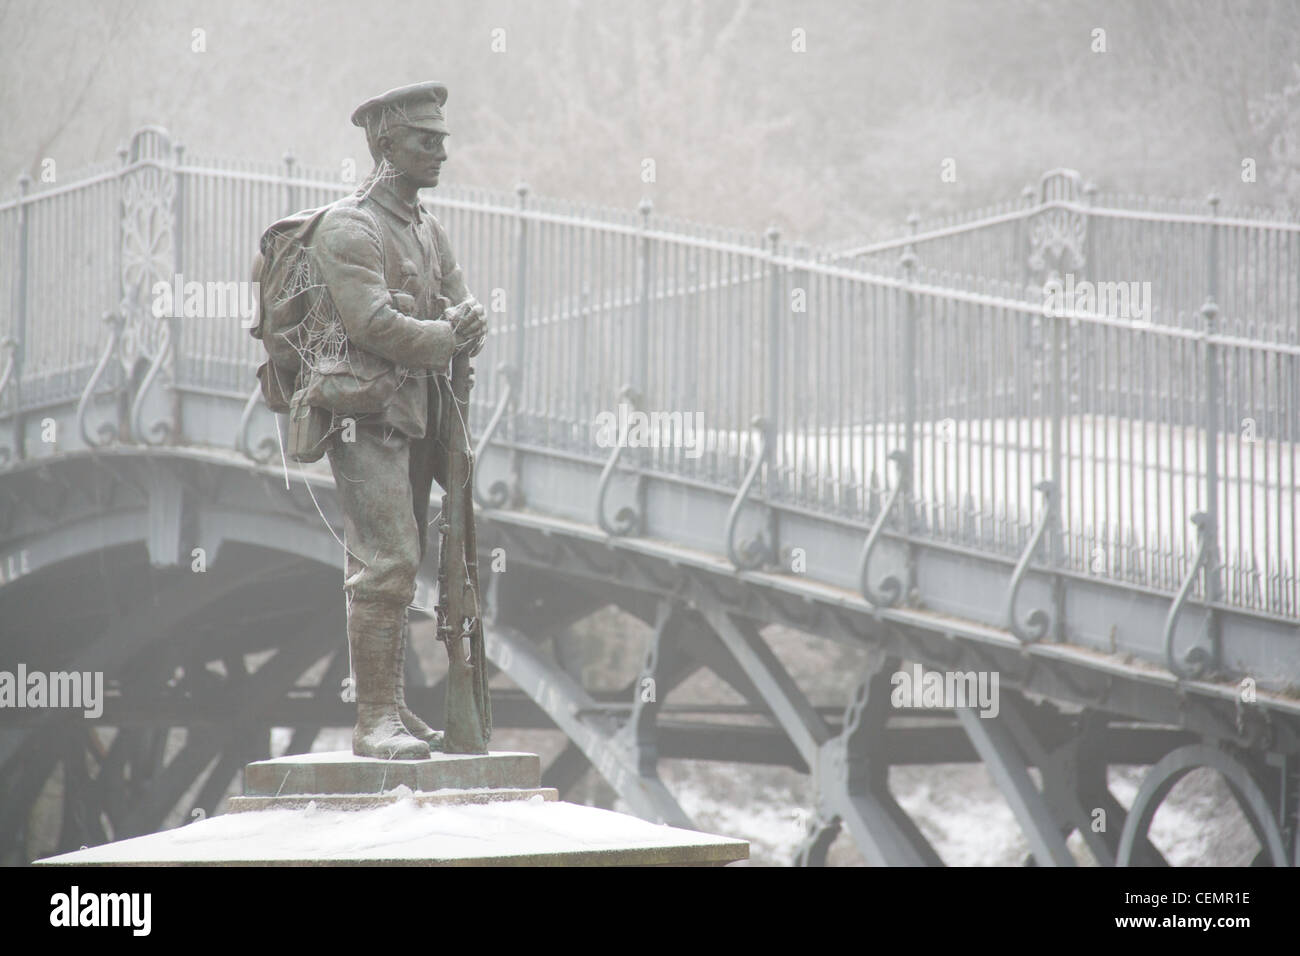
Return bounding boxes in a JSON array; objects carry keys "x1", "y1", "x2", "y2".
[{"x1": 325, "y1": 423, "x2": 443, "y2": 607}]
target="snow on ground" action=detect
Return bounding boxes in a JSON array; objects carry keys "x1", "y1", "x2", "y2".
[
  {"x1": 640, "y1": 755, "x2": 1259, "y2": 866},
  {"x1": 1106, "y1": 766, "x2": 1258, "y2": 866},
  {"x1": 890, "y1": 766, "x2": 1030, "y2": 866},
  {"x1": 654, "y1": 760, "x2": 1036, "y2": 867},
  {"x1": 675, "y1": 415, "x2": 1298, "y2": 610},
  {"x1": 679, "y1": 416, "x2": 1297, "y2": 556},
  {"x1": 656, "y1": 769, "x2": 811, "y2": 867}
]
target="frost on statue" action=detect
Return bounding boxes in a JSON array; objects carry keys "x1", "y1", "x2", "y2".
[{"x1": 250, "y1": 81, "x2": 490, "y2": 758}]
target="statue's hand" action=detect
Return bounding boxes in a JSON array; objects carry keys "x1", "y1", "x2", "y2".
[
  {"x1": 443, "y1": 296, "x2": 484, "y2": 322},
  {"x1": 467, "y1": 299, "x2": 488, "y2": 356},
  {"x1": 451, "y1": 311, "x2": 486, "y2": 353},
  {"x1": 446, "y1": 297, "x2": 488, "y2": 354}
]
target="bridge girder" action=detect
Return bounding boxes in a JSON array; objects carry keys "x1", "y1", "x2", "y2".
[{"x1": 3, "y1": 448, "x2": 1298, "y2": 865}]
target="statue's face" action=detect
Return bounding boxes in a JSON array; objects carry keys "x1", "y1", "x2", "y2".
[{"x1": 381, "y1": 125, "x2": 448, "y2": 188}]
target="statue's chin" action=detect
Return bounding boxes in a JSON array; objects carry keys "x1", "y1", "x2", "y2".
[{"x1": 397, "y1": 171, "x2": 438, "y2": 190}]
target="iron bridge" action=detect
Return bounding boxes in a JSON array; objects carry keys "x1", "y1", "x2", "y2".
[{"x1": 1, "y1": 127, "x2": 1298, "y2": 866}]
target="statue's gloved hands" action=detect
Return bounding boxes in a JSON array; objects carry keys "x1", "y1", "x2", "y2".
[{"x1": 446, "y1": 297, "x2": 488, "y2": 354}]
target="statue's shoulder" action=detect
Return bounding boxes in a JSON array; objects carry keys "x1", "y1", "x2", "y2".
[
  {"x1": 315, "y1": 194, "x2": 383, "y2": 246},
  {"x1": 319, "y1": 193, "x2": 370, "y2": 227}
]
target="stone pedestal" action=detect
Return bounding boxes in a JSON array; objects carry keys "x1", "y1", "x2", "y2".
[
  {"x1": 229, "y1": 750, "x2": 556, "y2": 811},
  {"x1": 35, "y1": 751, "x2": 749, "y2": 867}
]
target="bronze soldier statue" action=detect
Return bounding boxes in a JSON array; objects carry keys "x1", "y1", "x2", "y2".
[{"x1": 300, "y1": 82, "x2": 487, "y2": 759}]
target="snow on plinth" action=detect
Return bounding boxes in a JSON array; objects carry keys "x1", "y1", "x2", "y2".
[{"x1": 35, "y1": 795, "x2": 749, "y2": 867}]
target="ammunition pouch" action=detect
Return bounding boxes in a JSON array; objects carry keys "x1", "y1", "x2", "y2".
[
  {"x1": 287, "y1": 386, "x2": 331, "y2": 463},
  {"x1": 303, "y1": 348, "x2": 401, "y2": 415}
]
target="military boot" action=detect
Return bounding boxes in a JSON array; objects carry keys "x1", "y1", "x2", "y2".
[
  {"x1": 349, "y1": 598, "x2": 431, "y2": 760},
  {"x1": 395, "y1": 609, "x2": 445, "y2": 751}
]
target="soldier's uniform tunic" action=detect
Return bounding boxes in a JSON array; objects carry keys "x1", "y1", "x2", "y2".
[{"x1": 308, "y1": 176, "x2": 472, "y2": 607}]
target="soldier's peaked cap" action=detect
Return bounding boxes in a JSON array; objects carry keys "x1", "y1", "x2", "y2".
[{"x1": 351, "y1": 81, "x2": 449, "y2": 134}]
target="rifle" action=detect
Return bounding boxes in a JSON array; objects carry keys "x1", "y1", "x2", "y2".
[{"x1": 435, "y1": 297, "x2": 492, "y2": 754}]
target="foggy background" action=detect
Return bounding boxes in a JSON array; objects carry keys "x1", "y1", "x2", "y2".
[{"x1": 4, "y1": 0, "x2": 1300, "y2": 240}]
